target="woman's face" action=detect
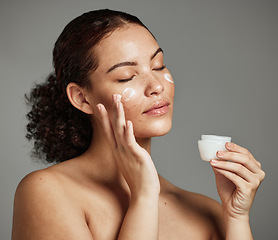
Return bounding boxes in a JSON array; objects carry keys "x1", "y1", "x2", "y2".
[{"x1": 88, "y1": 24, "x2": 175, "y2": 139}]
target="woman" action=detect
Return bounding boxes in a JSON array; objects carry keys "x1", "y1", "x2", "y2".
[{"x1": 12, "y1": 9, "x2": 265, "y2": 239}]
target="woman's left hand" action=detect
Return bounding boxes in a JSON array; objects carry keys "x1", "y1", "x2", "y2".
[{"x1": 210, "y1": 142, "x2": 265, "y2": 220}]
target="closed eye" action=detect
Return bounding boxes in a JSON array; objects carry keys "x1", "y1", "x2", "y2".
[
  {"x1": 118, "y1": 75, "x2": 135, "y2": 83},
  {"x1": 154, "y1": 65, "x2": 166, "y2": 71}
]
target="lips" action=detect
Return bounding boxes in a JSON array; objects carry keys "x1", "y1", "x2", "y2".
[{"x1": 143, "y1": 100, "x2": 170, "y2": 116}]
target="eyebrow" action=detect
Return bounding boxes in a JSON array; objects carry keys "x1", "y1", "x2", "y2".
[
  {"x1": 106, "y1": 61, "x2": 137, "y2": 73},
  {"x1": 151, "y1": 47, "x2": 163, "y2": 60},
  {"x1": 106, "y1": 47, "x2": 164, "y2": 74}
]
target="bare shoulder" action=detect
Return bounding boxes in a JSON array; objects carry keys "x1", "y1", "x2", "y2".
[
  {"x1": 160, "y1": 176, "x2": 225, "y2": 239},
  {"x1": 12, "y1": 168, "x2": 93, "y2": 240},
  {"x1": 13, "y1": 168, "x2": 68, "y2": 208},
  {"x1": 15, "y1": 168, "x2": 59, "y2": 193}
]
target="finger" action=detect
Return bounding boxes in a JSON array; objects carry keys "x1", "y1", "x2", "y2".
[
  {"x1": 125, "y1": 120, "x2": 142, "y2": 158},
  {"x1": 225, "y1": 142, "x2": 262, "y2": 168},
  {"x1": 211, "y1": 159, "x2": 257, "y2": 183},
  {"x1": 216, "y1": 151, "x2": 261, "y2": 174},
  {"x1": 212, "y1": 166, "x2": 248, "y2": 191},
  {"x1": 225, "y1": 142, "x2": 250, "y2": 154},
  {"x1": 112, "y1": 94, "x2": 126, "y2": 148},
  {"x1": 96, "y1": 103, "x2": 115, "y2": 147}
]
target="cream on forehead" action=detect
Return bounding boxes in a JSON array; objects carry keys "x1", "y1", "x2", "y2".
[
  {"x1": 164, "y1": 73, "x2": 174, "y2": 83},
  {"x1": 122, "y1": 88, "x2": 135, "y2": 102}
]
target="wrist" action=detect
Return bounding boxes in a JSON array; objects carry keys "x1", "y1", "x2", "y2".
[
  {"x1": 223, "y1": 210, "x2": 250, "y2": 223},
  {"x1": 224, "y1": 213, "x2": 249, "y2": 223},
  {"x1": 224, "y1": 213, "x2": 253, "y2": 240},
  {"x1": 130, "y1": 186, "x2": 160, "y2": 201},
  {"x1": 225, "y1": 214, "x2": 250, "y2": 226},
  {"x1": 130, "y1": 193, "x2": 160, "y2": 204}
]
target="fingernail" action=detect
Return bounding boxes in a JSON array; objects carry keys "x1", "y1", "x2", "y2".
[
  {"x1": 97, "y1": 104, "x2": 102, "y2": 111},
  {"x1": 114, "y1": 94, "x2": 121, "y2": 102},
  {"x1": 226, "y1": 142, "x2": 232, "y2": 149},
  {"x1": 217, "y1": 151, "x2": 223, "y2": 157},
  {"x1": 210, "y1": 159, "x2": 218, "y2": 165}
]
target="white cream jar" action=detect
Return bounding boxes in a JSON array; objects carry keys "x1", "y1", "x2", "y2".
[{"x1": 198, "y1": 135, "x2": 231, "y2": 161}]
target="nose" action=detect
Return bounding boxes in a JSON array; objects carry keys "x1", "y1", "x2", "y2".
[{"x1": 144, "y1": 73, "x2": 165, "y2": 96}]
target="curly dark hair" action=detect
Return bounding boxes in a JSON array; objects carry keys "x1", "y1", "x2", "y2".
[{"x1": 26, "y1": 9, "x2": 149, "y2": 163}]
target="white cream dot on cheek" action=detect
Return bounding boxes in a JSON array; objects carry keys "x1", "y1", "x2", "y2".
[
  {"x1": 121, "y1": 88, "x2": 135, "y2": 102},
  {"x1": 164, "y1": 73, "x2": 174, "y2": 83}
]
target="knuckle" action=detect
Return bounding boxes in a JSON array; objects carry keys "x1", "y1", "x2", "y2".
[
  {"x1": 129, "y1": 145, "x2": 140, "y2": 156},
  {"x1": 260, "y1": 170, "x2": 266, "y2": 180},
  {"x1": 233, "y1": 163, "x2": 242, "y2": 172},
  {"x1": 247, "y1": 154, "x2": 254, "y2": 163},
  {"x1": 126, "y1": 141, "x2": 132, "y2": 148},
  {"x1": 126, "y1": 142, "x2": 134, "y2": 150},
  {"x1": 247, "y1": 157, "x2": 253, "y2": 165},
  {"x1": 245, "y1": 149, "x2": 251, "y2": 156},
  {"x1": 246, "y1": 152, "x2": 252, "y2": 159},
  {"x1": 240, "y1": 155, "x2": 249, "y2": 165}
]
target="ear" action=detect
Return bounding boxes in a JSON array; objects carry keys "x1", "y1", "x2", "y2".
[{"x1": 66, "y1": 83, "x2": 93, "y2": 114}]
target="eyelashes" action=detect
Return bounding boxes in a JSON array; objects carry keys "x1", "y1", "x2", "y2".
[
  {"x1": 154, "y1": 65, "x2": 166, "y2": 71},
  {"x1": 117, "y1": 65, "x2": 166, "y2": 83},
  {"x1": 118, "y1": 75, "x2": 135, "y2": 83}
]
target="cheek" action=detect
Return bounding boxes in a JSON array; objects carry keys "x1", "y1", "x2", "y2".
[
  {"x1": 120, "y1": 88, "x2": 141, "y2": 120},
  {"x1": 91, "y1": 85, "x2": 115, "y2": 113},
  {"x1": 121, "y1": 87, "x2": 136, "y2": 102},
  {"x1": 164, "y1": 73, "x2": 174, "y2": 83},
  {"x1": 164, "y1": 73, "x2": 175, "y2": 100}
]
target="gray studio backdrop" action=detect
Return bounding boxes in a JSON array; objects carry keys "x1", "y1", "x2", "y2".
[{"x1": 1, "y1": 0, "x2": 277, "y2": 239}]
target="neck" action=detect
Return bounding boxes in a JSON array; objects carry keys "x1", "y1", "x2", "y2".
[{"x1": 79, "y1": 125, "x2": 152, "y2": 186}]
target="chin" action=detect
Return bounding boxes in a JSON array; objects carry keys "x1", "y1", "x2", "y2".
[{"x1": 134, "y1": 119, "x2": 172, "y2": 138}]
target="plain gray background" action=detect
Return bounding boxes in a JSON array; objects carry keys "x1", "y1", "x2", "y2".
[{"x1": 1, "y1": 0, "x2": 277, "y2": 239}]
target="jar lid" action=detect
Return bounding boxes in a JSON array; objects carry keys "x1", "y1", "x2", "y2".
[{"x1": 201, "y1": 135, "x2": 231, "y2": 142}]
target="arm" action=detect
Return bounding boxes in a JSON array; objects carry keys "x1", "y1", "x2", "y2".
[
  {"x1": 12, "y1": 171, "x2": 94, "y2": 240},
  {"x1": 117, "y1": 195, "x2": 159, "y2": 239},
  {"x1": 95, "y1": 94, "x2": 160, "y2": 240},
  {"x1": 13, "y1": 94, "x2": 160, "y2": 240},
  {"x1": 210, "y1": 142, "x2": 265, "y2": 240},
  {"x1": 224, "y1": 215, "x2": 252, "y2": 240}
]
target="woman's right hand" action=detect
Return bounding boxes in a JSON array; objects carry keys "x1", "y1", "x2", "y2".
[{"x1": 95, "y1": 94, "x2": 160, "y2": 200}]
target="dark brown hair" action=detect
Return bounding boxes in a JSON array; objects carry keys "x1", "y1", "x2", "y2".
[{"x1": 26, "y1": 9, "x2": 150, "y2": 163}]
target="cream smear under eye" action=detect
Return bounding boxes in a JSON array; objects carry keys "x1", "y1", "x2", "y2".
[
  {"x1": 122, "y1": 88, "x2": 135, "y2": 102},
  {"x1": 164, "y1": 73, "x2": 174, "y2": 83}
]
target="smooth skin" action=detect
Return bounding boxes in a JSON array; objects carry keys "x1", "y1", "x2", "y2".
[{"x1": 12, "y1": 24, "x2": 265, "y2": 240}]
